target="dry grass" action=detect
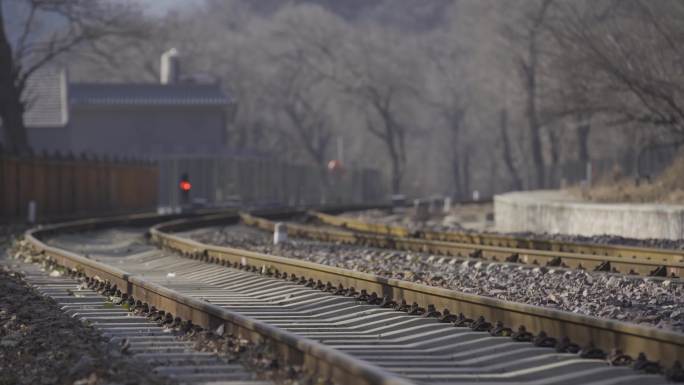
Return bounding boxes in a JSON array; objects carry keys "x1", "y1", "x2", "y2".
[{"x1": 569, "y1": 151, "x2": 684, "y2": 204}]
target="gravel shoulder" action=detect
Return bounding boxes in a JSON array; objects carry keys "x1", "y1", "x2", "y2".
[
  {"x1": 182, "y1": 225, "x2": 684, "y2": 333},
  {"x1": 0, "y1": 258, "x2": 173, "y2": 385}
]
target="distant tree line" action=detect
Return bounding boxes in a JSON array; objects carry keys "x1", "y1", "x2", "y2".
[{"x1": 2, "y1": 0, "x2": 683, "y2": 198}]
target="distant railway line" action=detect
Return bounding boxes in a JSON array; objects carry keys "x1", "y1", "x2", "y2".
[
  {"x1": 304, "y1": 210, "x2": 684, "y2": 277},
  {"x1": 17, "y1": 208, "x2": 683, "y2": 384}
]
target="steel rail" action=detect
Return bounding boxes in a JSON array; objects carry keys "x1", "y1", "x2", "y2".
[
  {"x1": 154, "y1": 212, "x2": 684, "y2": 367},
  {"x1": 309, "y1": 211, "x2": 684, "y2": 277},
  {"x1": 23, "y1": 212, "x2": 414, "y2": 385}
]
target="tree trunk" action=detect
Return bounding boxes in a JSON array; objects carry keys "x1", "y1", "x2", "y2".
[
  {"x1": 389, "y1": 149, "x2": 402, "y2": 194},
  {"x1": 547, "y1": 128, "x2": 560, "y2": 187},
  {"x1": 462, "y1": 149, "x2": 471, "y2": 199},
  {"x1": 576, "y1": 117, "x2": 591, "y2": 166},
  {"x1": 317, "y1": 164, "x2": 334, "y2": 202},
  {"x1": 448, "y1": 110, "x2": 465, "y2": 200},
  {"x1": 0, "y1": 5, "x2": 29, "y2": 153},
  {"x1": 384, "y1": 117, "x2": 404, "y2": 195},
  {"x1": 520, "y1": 3, "x2": 550, "y2": 190},
  {"x1": 524, "y1": 64, "x2": 544, "y2": 189},
  {"x1": 500, "y1": 109, "x2": 523, "y2": 191},
  {"x1": 451, "y1": 156, "x2": 462, "y2": 200},
  {"x1": 0, "y1": 90, "x2": 28, "y2": 153}
]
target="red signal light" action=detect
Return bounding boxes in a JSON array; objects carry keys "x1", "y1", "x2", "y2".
[
  {"x1": 179, "y1": 181, "x2": 192, "y2": 191},
  {"x1": 327, "y1": 159, "x2": 342, "y2": 171},
  {"x1": 327, "y1": 159, "x2": 345, "y2": 175}
]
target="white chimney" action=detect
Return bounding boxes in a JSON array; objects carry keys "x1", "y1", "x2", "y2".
[{"x1": 160, "y1": 48, "x2": 180, "y2": 84}]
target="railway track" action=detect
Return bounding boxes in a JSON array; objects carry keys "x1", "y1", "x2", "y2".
[
  {"x1": 22, "y1": 212, "x2": 411, "y2": 385},
  {"x1": 15, "y1": 261, "x2": 270, "y2": 384},
  {"x1": 18, "y1": 210, "x2": 684, "y2": 384},
  {"x1": 158, "y1": 214, "x2": 684, "y2": 372},
  {"x1": 303, "y1": 211, "x2": 684, "y2": 277}
]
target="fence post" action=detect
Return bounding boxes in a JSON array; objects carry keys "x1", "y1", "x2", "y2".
[
  {"x1": 27, "y1": 200, "x2": 36, "y2": 224},
  {"x1": 586, "y1": 162, "x2": 592, "y2": 187},
  {"x1": 0, "y1": 152, "x2": 4, "y2": 221}
]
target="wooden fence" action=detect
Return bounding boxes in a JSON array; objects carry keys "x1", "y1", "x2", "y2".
[{"x1": 0, "y1": 152, "x2": 158, "y2": 223}]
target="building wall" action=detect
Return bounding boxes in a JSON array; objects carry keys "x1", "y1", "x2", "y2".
[
  {"x1": 2, "y1": 125, "x2": 70, "y2": 154},
  {"x1": 68, "y1": 105, "x2": 227, "y2": 156},
  {"x1": 27, "y1": 126, "x2": 72, "y2": 153}
]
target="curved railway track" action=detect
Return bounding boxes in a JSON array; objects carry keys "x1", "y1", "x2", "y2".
[
  {"x1": 24, "y1": 212, "x2": 411, "y2": 385},
  {"x1": 306, "y1": 211, "x2": 684, "y2": 278},
  {"x1": 20, "y1": 209, "x2": 684, "y2": 384},
  {"x1": 17, "y1": 262, "x2": 269, "y2": 384}
]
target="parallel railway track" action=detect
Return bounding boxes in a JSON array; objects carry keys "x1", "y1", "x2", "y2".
[
  {"x1": 19, "y1": 209, "x2": 684, "y2": 384},
  {"x1": 160, "y1": 214, "x2": 683, "y2": 366},
  {"x1": 305, "y1": 211, "x2": 684, "y2": 277}
]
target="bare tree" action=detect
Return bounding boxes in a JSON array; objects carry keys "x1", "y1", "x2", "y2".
[
  {"x1": 549, "y1": 0, "x2": 684, "y2": 138},
  {"x1": 267, "y1": 4, "x2": 344, "y2": 171},
  {"x1": 502, "y1": 0, "x2": 553, "y2": 188},
  {"x1": 425, "y1": 33, "x2": 470, "y2": 199},
  {"x1": 0, "y1": 0, "x2": 146, "y2": 152},
  {"x1": 445, "y1": 107, "x2": 468, "y2": 199},
  {"x1": 337, "y1": 29, "x2": 422, "y2": 194},
  {"x1": 575, "y1": 115, "x2": 591, "y2": 165},
  {"x1": 499, "y1": 108, "x2": 524, "y2": 190},
  {"x1": 362, "y1": 85, "x2": 408, "y2": 194},
  {"x1": 276, "y1": 63, "x2": 334, "y2": 183},
  {"x1": 40, "y1": 0, "x2": 684, "y2": 197},
  {"x1": 543, "y1": 56, "x2": 597, "y2": 169}
]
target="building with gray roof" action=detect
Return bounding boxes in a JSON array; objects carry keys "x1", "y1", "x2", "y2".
[{"x1": 2, "y1": 50, "x2": 235, "y2": 157}]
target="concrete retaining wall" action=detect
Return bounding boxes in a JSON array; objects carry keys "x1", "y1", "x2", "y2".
[{"x1": 495, "y1": 190, "x2": 684, "y2": 240}]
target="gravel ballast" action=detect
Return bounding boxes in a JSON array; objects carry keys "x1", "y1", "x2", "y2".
[
  {"x1": 340, "y1": 208, "x2": 469, "y2": 233},
  {"x1": 0, "y1": 262, "x2": 172, "y2": 385},
  {"x1": 184, "y1": 225, "x2": 684, "y2": 334},
  {"x1": 341, "y1": 209, "x2": 684, "y2": 250}
]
